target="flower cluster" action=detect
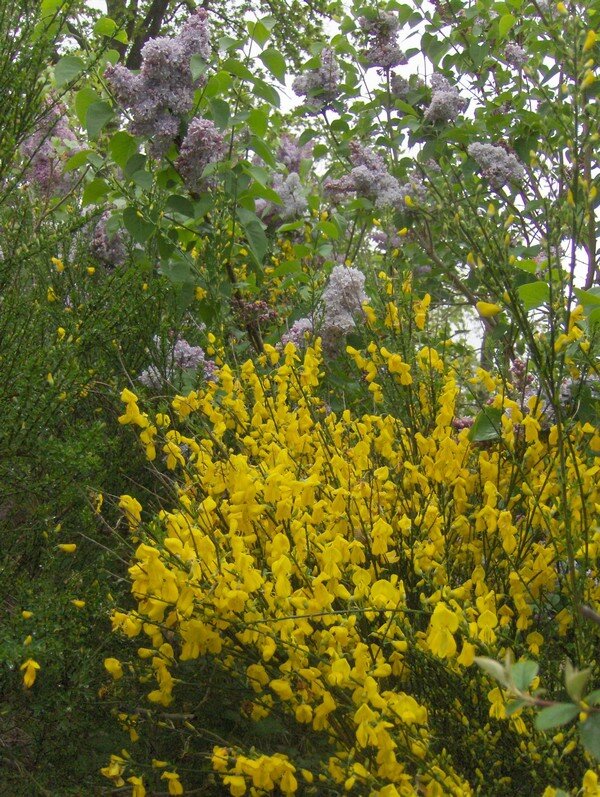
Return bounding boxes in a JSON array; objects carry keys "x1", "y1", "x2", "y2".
[
  {"x1": 321, "y1": 264, "x2": 368, "y2": 344},
  {"x1": 325, "y1": 142, "x2": 426, "y2": 209},
  {"x1": 91, "y1": 211, "x2": 127, "y2": 268},
  {"x1": 108, "y1": 337, "x2": 600, "y2": 794},
  {"x1": 276, "y1": 135, "x2": 313, "y2": 174},
  {"x1": 274, "y1": 173, "x2": 308, "y2": 220},
  {"x1": 504, "y1": 42, "x2": 528, "y2": 68},
  {"x1": 279, "y1": 316, "x2": 313, "y2": 349},
  {"x1": 231, "y1": 298, "x2": 278, "y2": 327},
  {"x1": 424, "y1": 74, "x2": 467, "y2": 123},
  {"x1": 176, "y1": 117, "x2": 226, "y2": 191},
  {"x1": 292, "y1": 48, "x2": 341, "y2": 108},
  {"x1": 105, "y1": 10, "x2": 211, "y2": 156},
  {"x1": 358, "y1": 11, "x2": 406, "y2": 70},
  {"x1": 138, "y1": 336, "x2": 217, "y2": 389},
  {"x1": 468, "y1": 142, "x2": 525, "y2": 188},
  {"x1": 20, "y1": 100, "x2": 78, "y2": 196}
]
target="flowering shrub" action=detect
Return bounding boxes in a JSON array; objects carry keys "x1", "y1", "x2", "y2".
[{"x1": 106, "y1": 329, "x2": 599, "y2": 794}]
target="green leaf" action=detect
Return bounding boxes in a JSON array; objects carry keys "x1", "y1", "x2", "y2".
[
  {"x1": 535, "y1": 703, "x2": 579, "y2": 731},
  {"x1": 575, "y1": 287, "x2": 600, "y2": 306},
  {"x1": 123, "y1": 207, "x2": 154, "y2": 243},
  {"x1": 249, "y1": 135, "x2": 276, "y2": 167},
  {"x1": 54, "y1": 55, "x2": 84, "y2": 87},
  {"x1": 63, "y1": 149, "x2": 92, "y2": 172},
  {"x1": 505, "y1": 698, "x2": 528, "y2": 716},
  {"x1": 209, "y1": 98, "x2": 230, "y2": 128},
  {"x1": 109, "y1": 131, "x2": 138, "y2": 169},
  {"x1": 165, "y1": 195, "x2": 195, "y2": 218},
  {"x1": 511, "y1": 660, "x2": 539, "y2": 692},
  {"x1": 468, "y1": 407, "x2": 503, "y2": 442},
  {"x1": 248, "y1": 20, "x2": 270, "y2": 46},
  {"x1": 237, "y1": 207, "x2": 267, "y2": 265},
  {"x1": 204, "y1": 71, "x2": 233, "y2": 98},
  {"x1": 94, "y1": 17, "x2": 116, "y2": 36},
  {"x1": 190, "y1": 54, "x2": 208, "y2": 82},
  {"x1": 498, "y1": 13, "x2": 516, "y2": 38},
  {"x1": 517, "y1": 281, "x2": 549, "y2": 310},
  {"x1": 248, "y1": 182, "x2": 282, "y2": 205},
  {"x1": 160, "y1": 254, "x2": 193, "y2": 285},
  {"x1": 86, "y1": 101, "x2": 113, "y2": 139},
  {"x1": 221, "y1": 58, "x2": 254, "y2": 80},
  {"x1": 252, "y1": 79, "x2": 280, "y2": 108},
  {"x1": 259, "y1": 48, "x2": 286, "y2": 84},
  {"x1": 82, "y1": 178, "x2": 109, "y2": 206},
  {"x1": 123, "y1": 153, "x2": 146, "y2": 179},
  {"x1": 131, "y1": 170, "x2": 153, "y2": 190},
  {"x1": 565, "y1": 663, "x2": 592, "y2": 702},
  {"x1": 579, "y1": 713, "x2": 600, "y2": 759},
  {"x1": 74, "y1": 87, "x2": 100, "y2": 126},
  {"x1": 585, "y1": 690, "x2": 600, "y2": 706},
  {"x1": 248, "y1": 108, "x2": 268, "y2": 137}
]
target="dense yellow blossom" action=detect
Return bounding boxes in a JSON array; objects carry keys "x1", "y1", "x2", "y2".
[{"x1": 106, "y1": 339, "x2": 600, "y2": 795}]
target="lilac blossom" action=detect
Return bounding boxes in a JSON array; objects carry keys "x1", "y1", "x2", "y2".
[
  {"x1": 504, "y1": 43, "x2": 528, "y2": 68},
  {"x1": 322, "y1": 265, "x2": 368, "y2": 347},
  {"x1": 292, "y1": 48, "x2": 341, "y2": 109},
  {"x1": 324, "y1": 142, "x2": 426, "y2": 209},
  {"x1": 280, "y1": 317, "x2": 313, "y2": 349},
  {"x1": 359, "y1": 11, "x2": 406, "y2": 70},
  {"x1": 105, "y1": 9, "x2": 211, "y2": 157},
  {"x1": 138, "y1": 335, "x2": 217, "y2": 389},
  {"x1": 277, "y1": 135, "x2": 313, "y2": 173},
  {"x1": 176, "y1": 118, "x2": 226, "y2": 191},
  {"x1": 91, "y1": 211, "x2": 126, "y2": 268},
  {"x1": 275, "y1": 173, "x2": 308, "y2": 220},
  {"x1": 468, "y1": 142, "x2": 525, "y2": 188},
  {"x1": 424, "y1": 74, "x2": 467, "y2": 123},
  {"x1": 20, "y1": 100, "x2": 78, "y2": 196}
]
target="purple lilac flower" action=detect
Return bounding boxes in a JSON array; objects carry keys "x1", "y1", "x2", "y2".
[
  {"x1": 322, "y1": 265, "x2": 368, "y2": 346},
  {"x1": 105, "y1": 9, "x2": 211, "y2": 157},
  {"x1": 91, "y1": 211, "x2": 126, "y2": 267},
  {"x1": 20, "y1": 99, "x2": 78, "y2": 196},
  {"x1": 468, "y1": 142, "x2": 525, "y2": 188},
  {"x1": 424, "y1": 74, "x2": 467, "y2": 123},
  {"x1": 359, "y1": 11, "x2": 406, "y2": 70},
  {"x1": 324, "y1": 142, "x2": 426, "y2": 209},
  {"x1": 138, "y1": 335, "x2": 217, "y2": 389},
  {"x1": 277, "y1": 135, "x2": 313, "y2": 173},
  {"x1": 280, "y1": 317, "x2": 313, "y2": 349},
  {"x1": 275, "y1": 172, "x2": 308, "y2": 220},
  {"x1": 292, "y1": 48, "x2": 341, "y2": 109},
  {"x1": 504, "y1": 43, "x2": 528, "y2": 68},
  {"x1": 176, "y1": 118, "x2": 226, "y2": 191}
]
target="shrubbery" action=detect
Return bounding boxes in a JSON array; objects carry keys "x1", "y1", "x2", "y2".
[{"x1": 1, "y1": 0, "x2": 599, "y2": 793}]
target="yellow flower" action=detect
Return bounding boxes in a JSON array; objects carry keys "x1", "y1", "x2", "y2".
[
  {"x1": 583, "y1": 30, "x2": 598, "y2": 52},
  {"x1": 127, "y1": 776, "x2": 146, "y2": 797},
  {"x1": 57, "y1": 543, "x2": 77, "y2": 553},
  {"x1": 426, "y1": 603, "x2": 460, "y2": 659},
  {"x1": 51, "y1": 257, "x2": 65, "y2": 272},
  {"x1": 71, "y1": 600, "x2": 86, "y2": 609},
  {"x1": 20, "y1": 658, "x2": 40, "y2": 688},
  {"x1": 476, "y1": 301, "x2": 502, "y2": 318},
  {"x1": 47, "y1": 286, "x2": 57, "y2": 302},
  {"x1": 161, "y1": 772, "x2": 184, "y2": 795},
  {"x1": 23, "y1": 635, "x2": 32, "y2": 646},
  {"x1": 104, "y1": 657, "x2": 124, "y2": 680},
  {"x1": 22, "y1": 610, "x2": 33, "y2": 619}
]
